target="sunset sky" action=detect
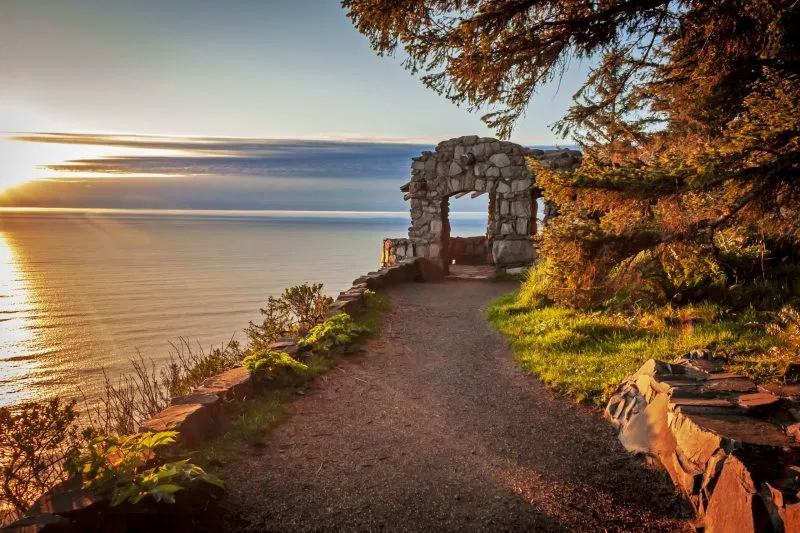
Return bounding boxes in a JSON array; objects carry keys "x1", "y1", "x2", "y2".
[{"x1": 0, "y1": 0, "x2": 586, "y2": 210}]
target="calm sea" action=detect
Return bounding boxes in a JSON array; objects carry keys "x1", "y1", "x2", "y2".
[{"x1": 0, "y1": 209, "x2": 486, "y2": 408}]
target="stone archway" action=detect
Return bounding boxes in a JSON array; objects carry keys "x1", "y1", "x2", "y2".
[{"x1": 381, "y1": 136, "x2": 580, "y2": 278}]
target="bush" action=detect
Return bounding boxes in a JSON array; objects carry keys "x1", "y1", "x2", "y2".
[
  {"x1": 297, "y1": 313, "x2": 369, "y2": 353},
  {"x1": 160, "y1": 338, "x2": 244, "y2": 399},
  {"x1": 0, "y1": 399, "x2": 81, "y2": 522},
  {"x1": 68, "y1": 431, "x2": 222, "y2": 507},
  {"x1": 242, "y1": 350, "x2": 308, "y2": 376},
  {"x1": 245, "y1": 283, "x2": 333, "y2": 350}
]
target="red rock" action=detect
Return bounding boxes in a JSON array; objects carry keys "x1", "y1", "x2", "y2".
[
  {"x1": 736, "y1": 392, "x2": 781, "y2": 409},
  {"x1": 784, "y1": 501, "x2": 800, "y2": 532},
  {"x1": 704, "y1": 455, "x2": 772, "y2": 533},
  {"x1": 758, "y1": 383, "x2": 800, "y2": 399}
]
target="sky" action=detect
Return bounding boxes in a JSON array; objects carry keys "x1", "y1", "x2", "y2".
[{"x1": 0, "y1": 0, "x2": 588, "y2": 211}]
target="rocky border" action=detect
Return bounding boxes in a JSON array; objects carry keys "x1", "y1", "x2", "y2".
[
  {"x1": 606, "y1": 350, "x2": 800, "y2": 532},
  {"x1": 3, "y1": 258, "x2": 423, "y2": 532}
]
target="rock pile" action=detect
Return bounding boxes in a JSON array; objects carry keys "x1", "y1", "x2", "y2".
[{"x1": 607, "y1": 351, "x2": 800, "y2": 532}]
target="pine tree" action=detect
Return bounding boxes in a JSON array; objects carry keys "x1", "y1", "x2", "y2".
[{"x1": 345, "y1": 0, "x2": 800, "y2": 307}]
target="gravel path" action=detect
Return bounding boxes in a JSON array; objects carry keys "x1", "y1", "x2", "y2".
[{"x1": 221, "y1": 281, "x2": 690, "y2": 532}]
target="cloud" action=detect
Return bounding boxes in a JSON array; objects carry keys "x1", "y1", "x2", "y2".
[
  {"x1": 9, "y1": 132, "x2": 433, "y2": 179},
  {"x1": 2, "y1": 132, "x2": 559, "y2": 211}
]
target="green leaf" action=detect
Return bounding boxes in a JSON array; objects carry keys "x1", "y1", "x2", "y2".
[{"x1": 154, "y1": 483, "x2": 183, "y2": 494}]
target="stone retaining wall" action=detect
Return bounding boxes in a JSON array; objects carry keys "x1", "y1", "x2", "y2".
[
  {"x1": 606, "y1": 351, "x2": 800, "y2": 532},
  {"x1": 4, "y1": 258, "x2": 423, "y2": 532}
]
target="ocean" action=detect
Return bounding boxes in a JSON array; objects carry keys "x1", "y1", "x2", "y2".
[{"x1": 0, "y1": 209, "x2": 487, "y2": 408}]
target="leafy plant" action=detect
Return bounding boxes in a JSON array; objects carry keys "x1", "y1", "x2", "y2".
[
  {"x1": 242, "y1": 350, "x2": 308, "y2": 376},
  {"x1": 68, "y1": 431, "x2": 222, "y2": 507},
  {"x1": 245, "y1": 283, "x2": 333, "y2": 350},
  {"x1": 0, "y1": 399, "x2": 81, "y2": 522},
  {"x1": 297, "y1": 313, "x2": 369, "y2": 353}
]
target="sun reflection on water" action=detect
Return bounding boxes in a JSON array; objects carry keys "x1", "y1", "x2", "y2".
[{"x1": 0, "y1": 231, "x2": 40, "y2": 406}]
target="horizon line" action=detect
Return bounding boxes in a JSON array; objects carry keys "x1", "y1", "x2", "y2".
[{"x1": 0, "y1": 207, "x2": 489, "y2": 218}]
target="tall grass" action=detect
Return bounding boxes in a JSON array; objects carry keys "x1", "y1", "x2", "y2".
[{"x1": 83, "y1": 338, "x2": 244, "y2": 436}]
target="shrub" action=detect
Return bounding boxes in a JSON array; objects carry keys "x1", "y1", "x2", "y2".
[
  {"x1": 245, "y1": 283, "x2": 333, "y2": 350},
  {"x1": 0, "y1": 399, "x2": 81, "y2": 522},
  {"x1": 160, "y1": 338, "x2": 243, "y2": 398},
  {"x1": 242, "y1": 350, "x2": 308, "y2": 376},
  {"x1": 297, "y1": 313, "x2": 369, "y2": 353},
  {"x1": 68, "y1": 431, "x2": 222, "y2": 507}
]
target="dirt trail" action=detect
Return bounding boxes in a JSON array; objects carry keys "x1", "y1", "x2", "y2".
[{"x1": 220, "y1": 281, "x2": 690, "y2": 532}]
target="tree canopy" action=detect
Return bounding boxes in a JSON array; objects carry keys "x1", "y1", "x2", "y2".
[{"x1": 345, "y1": 0, "x2": 800, "y2": 308}]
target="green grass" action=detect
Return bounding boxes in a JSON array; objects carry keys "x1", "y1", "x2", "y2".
[
  {"x1": 191, "y1": 290, "x2": 389, "y2": 470},
  {"x1": 488, "y1": 291, "x2": 784, "y2": 407}
]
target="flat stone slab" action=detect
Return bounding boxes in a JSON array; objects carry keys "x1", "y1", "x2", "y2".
[
  {"x1": 689, "y1": 414, "x2": 793, "y2": 448},
  {"x1": 193, "y1": 367, "x2": 252, "y2": 399},
  {"x1": 445, "y1": 265, "x2": 497, "y2": 281},
  {"x1": 29, "y1": 477, "x2": 100, "y2": 517},
  {"x1": 671, "y1": 397, "x2": 735, "y2": 408},
  {"x1": 736, "y1": 392, "x2": 781, "y2": 409},
  {"x1": 171, "y1": 392, "x2": 220, "y2": 406},
  {"x1": 268, "y1": 339, "x2": 299, "y2": 356},
  {"x1": 758, "y1": 383, "x2": 800, "y2": 399},
  {"x1": 701, "y1": 378, "x2": 758, "y2": 393},
  {"x1": 139, "y1": 403, "x2": 214, "y2": 444},
  {"x1": 706, "y1": 372, "x2": 750, "y2": 381}
]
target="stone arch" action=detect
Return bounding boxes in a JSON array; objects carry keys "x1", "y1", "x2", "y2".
[
  {"x1": 398, "y1": 135, "x2": 579, "y2": 276},
  {"x1": 380, "y1": 136, "x2": 580, "y2": 277}
]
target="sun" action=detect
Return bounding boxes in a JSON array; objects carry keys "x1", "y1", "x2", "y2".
[
  {"x1": 0, "y1": 104, "x2": 69, "y2": 191},
  {"x1": 0, "y1": 136, "x2": 52, "y2": 191}
]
